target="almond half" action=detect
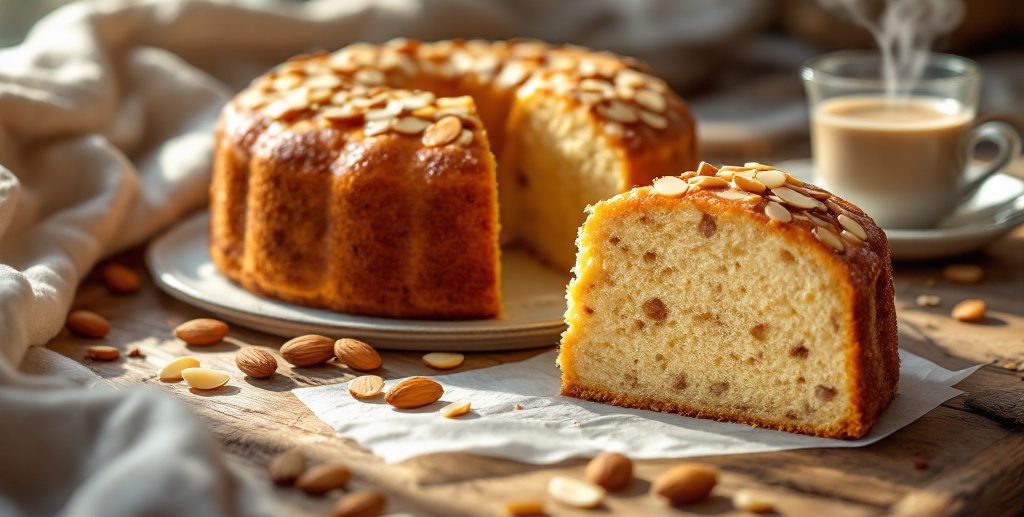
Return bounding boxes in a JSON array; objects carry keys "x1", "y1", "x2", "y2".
[
  {"x1": 180, "y1": 367, "x2": 229, "y2": 390},
  {"x1": 422, "y1": 352, "x2": 464, "y2": 370},
  {"x1": 158, "y1": 356, "x2": 201, "y2": 381},
  {"x1": 66, "y1": 310, "x2": 110, "y2": 338},
  {"x1": 349, "y1": 375, "x2": 385, "y2": 399},
  {"x1": 385, "y1": 377, "x2": 443, "y2": 409}
]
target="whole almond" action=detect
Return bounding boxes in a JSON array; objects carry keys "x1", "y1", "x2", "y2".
[
  {"x1": 651, "y1": 464, "x2": 718, "y2": 505},
  {"x1": 585, "y1": 452, "x2": 633, "y2": 491},
  {"x1": 384, "y1": 377, "x2": 444, "y2": 409},
  {"x1": 85, "y1": 345, "x2": 120, "y2": 361},
  {"x1": 349, "y1": 375, "x2": 385, "y2": 399},
  {"x1": 335, "y1": 338, "x2": 382, "y2": 371},
  {"x1": 267, "y1": 449, "x2": 307, "y2": 485},
  {"x1": 66, "y1": 310, "x2": 110, "y2": 338},
  {"x1": 952, "y1": 299, "x2": 986, "y2": 322},
  {"x1": 281, "y1": 334, "x2": 335, "y2": 366},
  {"x1": 296, "y1": 463, "x2": 351, "y2": 495},
  {"x1": 174, "y1": 318, "x2": 229, "y2": 345},
  {"x1": 332, "y1": 489, "x2": 387, "y2": 517},
  {"x1": 101, "y1": 263, "x2": 141, "y2": 294},
  {"x1": 236, "y1": 348, "x2": 277, "y2": 378}
]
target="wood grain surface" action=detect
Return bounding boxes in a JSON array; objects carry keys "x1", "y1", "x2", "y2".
[{"x1": 42, "y1": 224, "x2": 1024, "y2": 517}]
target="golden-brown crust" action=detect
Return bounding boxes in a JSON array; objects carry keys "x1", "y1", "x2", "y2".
[
  {"x1": 211, "y1": 39, "x2": 695, "y2": 319},
  {"x1": 559, "y1": 171, "x2": 899, "y2": 439}
]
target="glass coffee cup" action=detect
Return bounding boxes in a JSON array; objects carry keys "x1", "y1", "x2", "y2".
[{"x1": 802, "y1": 51, "x2": 1022, "y2": 229}]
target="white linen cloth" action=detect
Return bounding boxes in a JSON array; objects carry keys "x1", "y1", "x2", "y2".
[
  {"x1": 294, "y1": 350, "x2": 980, "y2": 464},
  {"x1": 0, "y1": 0, "x2": 771, "y2": 515}
]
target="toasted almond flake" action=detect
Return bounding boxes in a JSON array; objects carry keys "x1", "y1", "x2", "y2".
[
  {"x1": 733, "y1": 175, "x2": 767, "y2": 194},
  {"x1": 411, "y1": 105, "x2": 438, "y2": 119},
  {"x1": 715, "y1": 189, "x2": 750, "y2": 201},
  {"x1": 440, "y1": 400, "x2": 472, "y2": 418},
  {"x1": 579, "y1": 78, "x2": 615, "y2": 96},
  {"x1": 603, "y1": 122, "x2": 626, "y2": 137},
  {"x1": 596, "y1": 100, "x2": 638, "y2": 123},
  {"x1": 305, "y1": 74, "x2": 342, "y2": 90},
  {"x1": 837, "y1": 214, "x2": 867, "y2": 240},
  {"x1": 547, "y1": 477, "x2": 606, "y2": 509},
  {"x1": 423, "y1": 352, "x2": 465, "y2": 370},
  {"x1": 743, "y1": 162, "x2": 775, "y2": 171},
  {"x1": 307, "y1": 88, "x2": 332, "y2": 104},
  {"x1": 615, "y1": 68, "x2": 648, "y2": 88},
  {"x1": 719, "y1": 165, "x2": 754, "y2": 172},
  {"x1": 742, "y1": 194, "x2": 763, "y2": 205},
  {"x1": 615, "y1": 83, "x2": 636, "y2": 100},
  {"x1": 349, "y1": 375, "x2": 385, "y2": 399},
  {"x1": 687, "y1": 176, "x2": 729, "y2": 189},
  {"x1": 398, "y1": 91, "x2": 435, "y2": 111},
  {"x1": 363, "y1": 119, "x2": 391, "y2": 136},
  {"x1": 696, "y1": 161, "x2": 719, "y2": 176},
  {"x1": 634, "y1": 88, "x2": 667, "y2": 113},
  {"x1": 272, "y1": 75, "x2": 302, "y2": 91},
  {"x1": 813, "y1": 226, "x2": 845, "y2": 252},
  {"x1": 423, "y1": 116, "x2": 463, "y2": 147},
  {"x1": 716, "y1": 170, "x2": 735, "y2": 181},
  {"x1": 771, "y1": 187, "x2": 818, "y2": 209},
  {"x1": 455, "y1": 129, "x2": 474, "y2": 146},
  {"x1": 764, "y1": 201, "x2": 792, "y2": 223},
  {"x1": 784, "y1": 172, "x2": 804, "y2": 186},
  {"x1": 437, "y1": 95, "x2": 473, "y2": 108},
  {"x1": 806, "y1": 213, "x2": 833, "y2": 228},
  {"x1": 840, "y1": 230, "x2": 863, "y2": 243},
  {"x1": 496, "y1": 61, "x2": 531, "y2": 87},
  {"x1": 353, "y1": 68, "x2": 385, "y2": 85},
  {"x1": 652, "y1": 176, "x2": 689, "y2": 196},
  {"x1": 321, "y1": 105, "x2": 363, "y2": 122},
  {"x1": 755, "y1": 170, "x2": 787, "y2": 188},
  {"x1": 791, "y1": 184, "x2": 832, "y2": 201},
  {"x1": 181, "y1": 367, "x2": 229, "y2": 390},
  {"x1": 639, "y1": 111, "x2": 668, "y2": 129}
]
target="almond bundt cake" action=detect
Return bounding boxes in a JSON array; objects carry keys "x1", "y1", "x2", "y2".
[
  {"x1": 558, "y1": 162, "x2": 899, "y2": 439},
  {"x1": 210, "y1": 39, "x2": 697, "y2": 319}
]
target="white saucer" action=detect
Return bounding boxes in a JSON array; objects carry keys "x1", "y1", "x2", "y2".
[
  {"x1": 778, "y1": 159, "x2": 1024, "y2": 261},
  {"x1": 146, "y1": 212, "x2": 569, "y2": 351}
]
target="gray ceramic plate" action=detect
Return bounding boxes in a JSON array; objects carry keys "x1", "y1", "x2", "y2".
[
  {"x1": 146, "y1": 212, "x2": 569, "y2": 350},
  {"x1": 779, "y1": 158, "x2": 1024, "y2": 261}
]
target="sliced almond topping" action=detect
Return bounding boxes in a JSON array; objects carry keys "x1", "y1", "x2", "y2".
[
  {"x1": 755, "y1": 170, "x2": 787, "y2": 189},
  {"x1": 813, "y1": 226, "x2": 845, "y2": 253},
  {"x1": 579, "y1": 78, "x2": 615, "y2": 97},
  {"x1": 714, "y1": 189, "x2": 750, "y2": 201},
  {"x1": 837, "y1": 214, "x2": 867, "y2": 240},
  {"x1": 398, "y1": 91, "x2": 436, "y2": 111},
  {"x1": 784, "y1": 172, "x2": 805, "y2": 186},
  {"x1": 272, "y1": 74, "x2": 303, "y2": 91},
  {"x1": 742, "y1": 194, "x2": 763, "y2": 205},
  {"x1": 743, "y1": 162, "x2": 776, "y2": 171},
  {"x1": 321, "y1": 105, "x2": 364, "y2": 122},
  {"x1": 436, "y1": 95, "x2": 473, "y2": 108},
  {"x1": 764, "y1": 201, "x2": 792, "y2": 223},
  {"x1": 353, "y1": 68, "x2": 385, "y2": 86},
  {"x1": 841, "y1": 230, "x2": 864, "y2": 243},
  {"x1": 687, "y1": 176, "x2": 729, "y2": 190},
  {"x1": 634, "y1": 88, "x2": 667, "y2": 113},
  {"x1": 422, "y1": 116, "x2": 463, "y2": 147},
  {"x1": 455, "y1": 129, "x2": 474, "y2": 147},
  {"x1": 639, "y1": 111, "x2": 668, "y2": 129},
  {"x1": 652, "y1": 176, "x2": 689, "y2": 197},
  {"x1": 363, "y1": 119, "x2": 392, "y2": 136},
  {"x1": 364, "y1": 102, "x2": 403, "y2": 121},
  {"x1": 596, "y1": 100, "x2": 638, "y2": 123},
  {"x1": 733, "y1": 175, "x2": 767, "y2": 194},
  {"x1": 615, "y1": 68, "x2": 648, "y2": 89},
  {"x1": 696, "y1": 161, "x2": 719, "y2": 176},
  {"x1": 305, "y1": 74, "x2": 342, "y2": 90},
  {"x1": 771, "y1": 187, "x2": 818, "y2": 209},
  {"x1": 440, "y1": 400, "x2": 472, "y2": 418},
  {"x1": 422, "y1": 352, "x2": 465, "y2": 370}
]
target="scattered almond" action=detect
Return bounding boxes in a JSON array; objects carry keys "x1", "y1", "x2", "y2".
[
  {"x1": 952, "y1": 299, "x2": 986, "y2": 322},
  {"x1": 349, "y1": 375, "x2": 385, "y2": 399},
  {"x1": 236, "y1": 348, "x2": 277, "y2": 378},
  {"x1": 585, "y1": 452, "x2": 633, "y2": 491},
  {"x1": 503, "y1": 500, "x2": 545, "y2": 516},
  {"x1": 267, "y1": 449, "x2": 307, "y2": 485},
  {"x1": 547, "y1": 476, "x2": 605, "y2": 509},
  {"x1": 915, "y1": 294, "x2": 941, "y2": 307},
  {"x1": 281, "y1": 334, "x2": 335, "y2": 366},
  {"x1": 180, "y1": 367, "x2": 229, "y2": 390},
  {"x1": 651, "y1": 464, "x2": 718, "y2": 505},
  {"x1": 385, "y1": 377, "x2": 444, "y2": 409},
  {"x1": 66, "y1": 310, "x2": 110, "y2": 338},
  {"x1": 942, "y1": 264, "x2": 983, "y2": 284},
  {"x1": 100, "y1": 263, "x2": 141, "y2": 294},
  {"x1": 732, "y1": 489, "x2": 776, "y2": 513},
  {"x1": 296, "y1": 463, "x2": 351, "y2": 495},
  {"x1": 158, "y1": 356, "x2": 201, "y2": 381},
  {"x1": 85, "y1": 345, "x2": 120, "y2": 361},
  {"x1": 332, "y1": 489, "x2": 387, "y2": 517},
  {"x1": 422, "y1": 352, "x2": 464, "y2": 370},
  {"x1": 174, "y1": 318, "x2": 229, "y2": 345},
  {"x1": 335, "y1": 338, "x2": 382, "y2": 371},
  {"x1": 439, "y1": 400, "x2": 471, "y2": 418}
]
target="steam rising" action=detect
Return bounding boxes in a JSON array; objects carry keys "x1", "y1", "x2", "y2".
[{"x1": 820, "y1": 0, "x2": 964, "y2": 97}]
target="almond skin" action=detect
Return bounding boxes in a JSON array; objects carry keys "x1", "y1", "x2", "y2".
[
  {"x1": 100, "y1": 263, "x2": 141, "y2": 294},
  {"x1": 332, "y1": 489, "x2": 387, "y2": 517},
  {"x1": 85, "y1": 345, "x2": 120, "y2": 361},
  {"x1": 267, "y1": 449, "x2": 306, "y2": 485},
  {"x1": 66, "y1": 310, "x2": 110, "y2": 338},
  {"x1": 296, "y1": 463, "x2": 351, "y2": 495},
  {"x1": 585, "y1": 452, "x2": 633, "y2": 491},
  {"x1": 349, "y1": 375, "x2": 385, "y2": 399},
  {"x1": 651, "y1": 464, "x2": 718, "y2": 505},
  {"x1": 335, "y1": 338, "x2": 382, "y2": 371},
  {"x1": 236, "y1": 348, "x2": 277, "y2": 379},
  {"x1": 384, "y1": 377, "x2": 444, "y2": 409},
  {"x1": 281, "y1": 334, "x2": 335, "y2": 366},
  {"x1": 174, "y1": 318, "x2": 229, "y2": 345}
]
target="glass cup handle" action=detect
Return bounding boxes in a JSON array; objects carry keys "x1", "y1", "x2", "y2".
[{"x1": 958, "y1": 120, "x2": 1023, "y2": 204}]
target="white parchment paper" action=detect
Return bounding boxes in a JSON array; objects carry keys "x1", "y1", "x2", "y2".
[{"x1": 294, "y1": 350, "x2": 979, "y2": 464}]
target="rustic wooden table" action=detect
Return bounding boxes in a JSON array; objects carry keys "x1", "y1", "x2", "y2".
[{"x1": 44, "y1": 223, "x2": 1024, "y2": 517}]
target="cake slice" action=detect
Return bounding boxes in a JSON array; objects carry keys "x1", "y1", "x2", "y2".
[{"x1": 557, "y1": 162, "x2": 899, "y2": 439}]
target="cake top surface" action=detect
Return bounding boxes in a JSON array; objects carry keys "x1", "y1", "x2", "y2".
[{"x1": 225, "y1": 39, "x2": 687, "y2": 145}]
